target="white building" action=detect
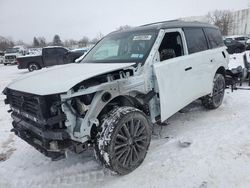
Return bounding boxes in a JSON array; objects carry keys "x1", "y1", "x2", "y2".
[
  {"x1": 181, "y1": 8, "x2": 250, "y2": 36},
  {"x1": 229, "y1": 8, "x2": 250, "y2": 35}
]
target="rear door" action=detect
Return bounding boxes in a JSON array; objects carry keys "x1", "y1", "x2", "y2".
[
  {"x1": 43, "y1": 48, "x2": 58, "y2": 66},
  {"x1": 55, "y1": 48, "x2": 68, "y2": 65},
  {"x1": 182, "y1": 28, "x2": 212, "y2": 97}
]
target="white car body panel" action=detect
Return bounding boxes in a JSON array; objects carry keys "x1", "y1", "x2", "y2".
[
  {"x1": 154, "y1": 55, "x2": 193, "y2": 120},
  {"x1": 7, "y1": 63, "x2": 135, "y2": 95},
  {"x1": 154, "y1": 29, "x2": 228, "y2": 121}
]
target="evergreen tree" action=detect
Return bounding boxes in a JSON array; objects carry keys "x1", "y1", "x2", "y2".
[
  {"x1": 52, "y1": 34, "x2": 62, "y2": 46},
  {"x1": 33, "y1": 37, "x2": 40, "y2": 47}
]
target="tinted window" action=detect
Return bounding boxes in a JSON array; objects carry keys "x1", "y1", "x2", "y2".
[
  {"x1": 205, "y1": 28, "x2": 224, "y2": 48},
  {"x1": 44, "y1": 49, "x2": 57, "y2": 55},
  {"x1": 183, "y1": 28, "x2": 208, "y2": 54},
  {"x1": 56, "y1": 48, "x2": 67, "y2": 55}
]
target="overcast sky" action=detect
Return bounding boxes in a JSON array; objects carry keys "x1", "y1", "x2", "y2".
[{"x1": 0, "y1": 0, "x2": 249, "y2": 43}]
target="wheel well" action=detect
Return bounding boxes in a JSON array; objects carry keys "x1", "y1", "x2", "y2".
[
  {"x1": 28, "y1": 62, "x2": 40, "y2": 68},
  {"x1": 97, "y1": 95, "x2": 143, "y2": 120},
  {"x1": 216, "y1": 66, "x2": 226, "y2": 77},
  {"x1": 90, "y1": 95, "x2": 143, "y2": 139}
]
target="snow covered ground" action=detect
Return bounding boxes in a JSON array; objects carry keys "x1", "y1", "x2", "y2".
[{"x1": 0, "y1": 62, "x2": 250, "y2": 188}]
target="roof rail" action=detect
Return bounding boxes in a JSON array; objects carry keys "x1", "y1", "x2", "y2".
[{"x1": 139, "y1": 19, "x2": 181, "y2": 27}]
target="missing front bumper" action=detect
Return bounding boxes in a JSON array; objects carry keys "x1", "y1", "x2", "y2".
[{"x1": 11, "y1": 114, "x2": 70, "y2": 161}]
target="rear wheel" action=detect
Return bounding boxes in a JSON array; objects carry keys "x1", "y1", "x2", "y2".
[
  {"x1": 202, "y1": 73, "x2": 225, "y2": 109},
  {"x1": 95, "y1": 107, "x2": 151, "y2": 175},
  {"x1": 28, "y1": 63, "x2": 40, "y2": 72}
]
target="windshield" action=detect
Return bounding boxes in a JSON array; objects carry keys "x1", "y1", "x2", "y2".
[
  {"x1": 5, "y1": 48, "x2": 19, "y2": 54},
  {"x1": 82, "y1": 30, "x2": 157, "y2": 63}
]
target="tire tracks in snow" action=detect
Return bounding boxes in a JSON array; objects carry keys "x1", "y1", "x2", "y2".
[{"x1": 0, "y1": 134, "x2": 16, "y2": 162}]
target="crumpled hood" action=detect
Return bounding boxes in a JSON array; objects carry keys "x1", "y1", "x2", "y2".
[{"x1": 7, "y1": 63, "x2": 135, "y2": 95}]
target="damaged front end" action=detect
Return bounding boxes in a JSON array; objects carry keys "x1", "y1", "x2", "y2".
[
  {"x1": 3, "y1": 64, "x2": 146, "y2": 161},
  {"x1": 4, "y1": 89, "x2": 72, "y2": 160}
]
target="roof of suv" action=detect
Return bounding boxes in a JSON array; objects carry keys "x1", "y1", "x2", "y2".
[{"x1": 111, "y1": 20, "x2": 218, "y2": 34}]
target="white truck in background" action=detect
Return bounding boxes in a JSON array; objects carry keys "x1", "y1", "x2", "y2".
[{"x1": 4, "y1": 46, "x2": 27, "y2": 65}]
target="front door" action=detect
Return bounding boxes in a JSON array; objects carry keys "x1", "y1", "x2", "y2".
[{"x1": 153, "y1": 29, "x2": 196, "y2": 121}]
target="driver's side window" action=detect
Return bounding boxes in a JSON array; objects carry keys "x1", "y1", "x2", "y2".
[{"x1": 158, "y1": 32, "x2": 184, "y2": 62}]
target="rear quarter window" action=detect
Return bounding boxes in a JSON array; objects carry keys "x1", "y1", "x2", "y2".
[
  {"x1": 204, "y1": 28, "x2": 224, "y2": 48},
  {"x1": 183, "y1": 28, "x2": 208, "y2": 54}
]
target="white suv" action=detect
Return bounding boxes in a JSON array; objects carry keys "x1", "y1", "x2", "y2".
[{"x1": 4, "y1": 21, "x2": 228, "y2": 175}]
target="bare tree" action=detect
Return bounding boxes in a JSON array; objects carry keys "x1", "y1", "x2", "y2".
[
  {"x1": 38, "y1": 37, "x2": 47, "y2": 47},
  {"x1": 15, "y1": 40, "x2": 25, "y2": 46},
  {"x1": 116, "y1": 25, "x2": 132, "y2": 31},
  {"x1": 90, "y1": 32, "x2": 104, "y2": 44},
  {"x1": 0, "y1": 36, "x2": 14, "y2": 51},
  {"x1": 90, "y1": 38, "x2": 99, "y2": 44},
  {"x1": 207, "y1": 10, "x2": 233, "y2": 35},
  {"x1": 78, "y1": 36, "x2": 89, "y2": 47},
  {"x1": 64, "y1": 39, "x2": 78, "y2": 48}
]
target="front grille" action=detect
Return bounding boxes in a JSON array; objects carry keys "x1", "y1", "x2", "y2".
[
  {"x1": 8, "y1": 90, "x2": 46, "y2": 119},
  {"x1": 5, "y1": 55, "x2": 16, "y2": 60}
]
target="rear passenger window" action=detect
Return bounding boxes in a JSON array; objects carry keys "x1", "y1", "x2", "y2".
[
  {"x1": 56, "y1": 48, "x2": 67, "y2": 55},
  {"x1": 183, "y1": 28, "x2": 208, "y2": 54},
  {"x1": 44, "y1": 49, "x2": 57, "y2": 55},
  {"x1": 205, "y1": 28, "x2": 224, "y2": 48}
]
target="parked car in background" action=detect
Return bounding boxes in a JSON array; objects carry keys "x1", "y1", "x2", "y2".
[
  {"x1": 4, "y1": 46, "x2": 28, "y2": 65},
  {"x1": 17, "y1": 46, "x2": 86, "y2": 71},
  {"x1": 224, "y1": 35, "x2": 250, "y2": 51},
  {"x1": 225, "y1": 35, "x2": 249, "y2": 44},
  {"x1": 70, "y1": 48, "x2": 88, "y2": 56},
  {"x1": 3, "y1": 21, "x2": 229, "y2": 175},
  {"x1": 73, "y1": 48, "x2": 91, "y2": 62},
  {"x1": 0, "y1": 51, "x2": 4, "y2": 64},
  {"x1": 224, "y1": 38, "x2": 246, "y2": 54}
]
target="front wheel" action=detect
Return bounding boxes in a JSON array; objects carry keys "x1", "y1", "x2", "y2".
[
  {"x1": 202, "y1": 73, "x2": 225, "y2": 109},
  {"x1": 28, "y1": 63, "x2": 40, "y2": 72},
  {"x1": 95, "y1": 107, "x2": 151, "y2": 175}
]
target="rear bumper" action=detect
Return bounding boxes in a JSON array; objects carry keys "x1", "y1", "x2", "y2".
[{"x1": 11, "y1": 113, "x2": 70, "y2": 160}]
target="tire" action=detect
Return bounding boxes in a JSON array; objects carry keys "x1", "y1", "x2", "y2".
[
  {"x1": 28, "y1": 63, "x2": 40, "y2": 72},
  {"x1": 4, "y1": 63, "x2": 7, "y2": 66},
  {"x1": 202, "y1": 74, "x2": 225, "y2": 109},
  {"x1": 95, "y1": 106, "x2": 151, "y2": 175}
]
